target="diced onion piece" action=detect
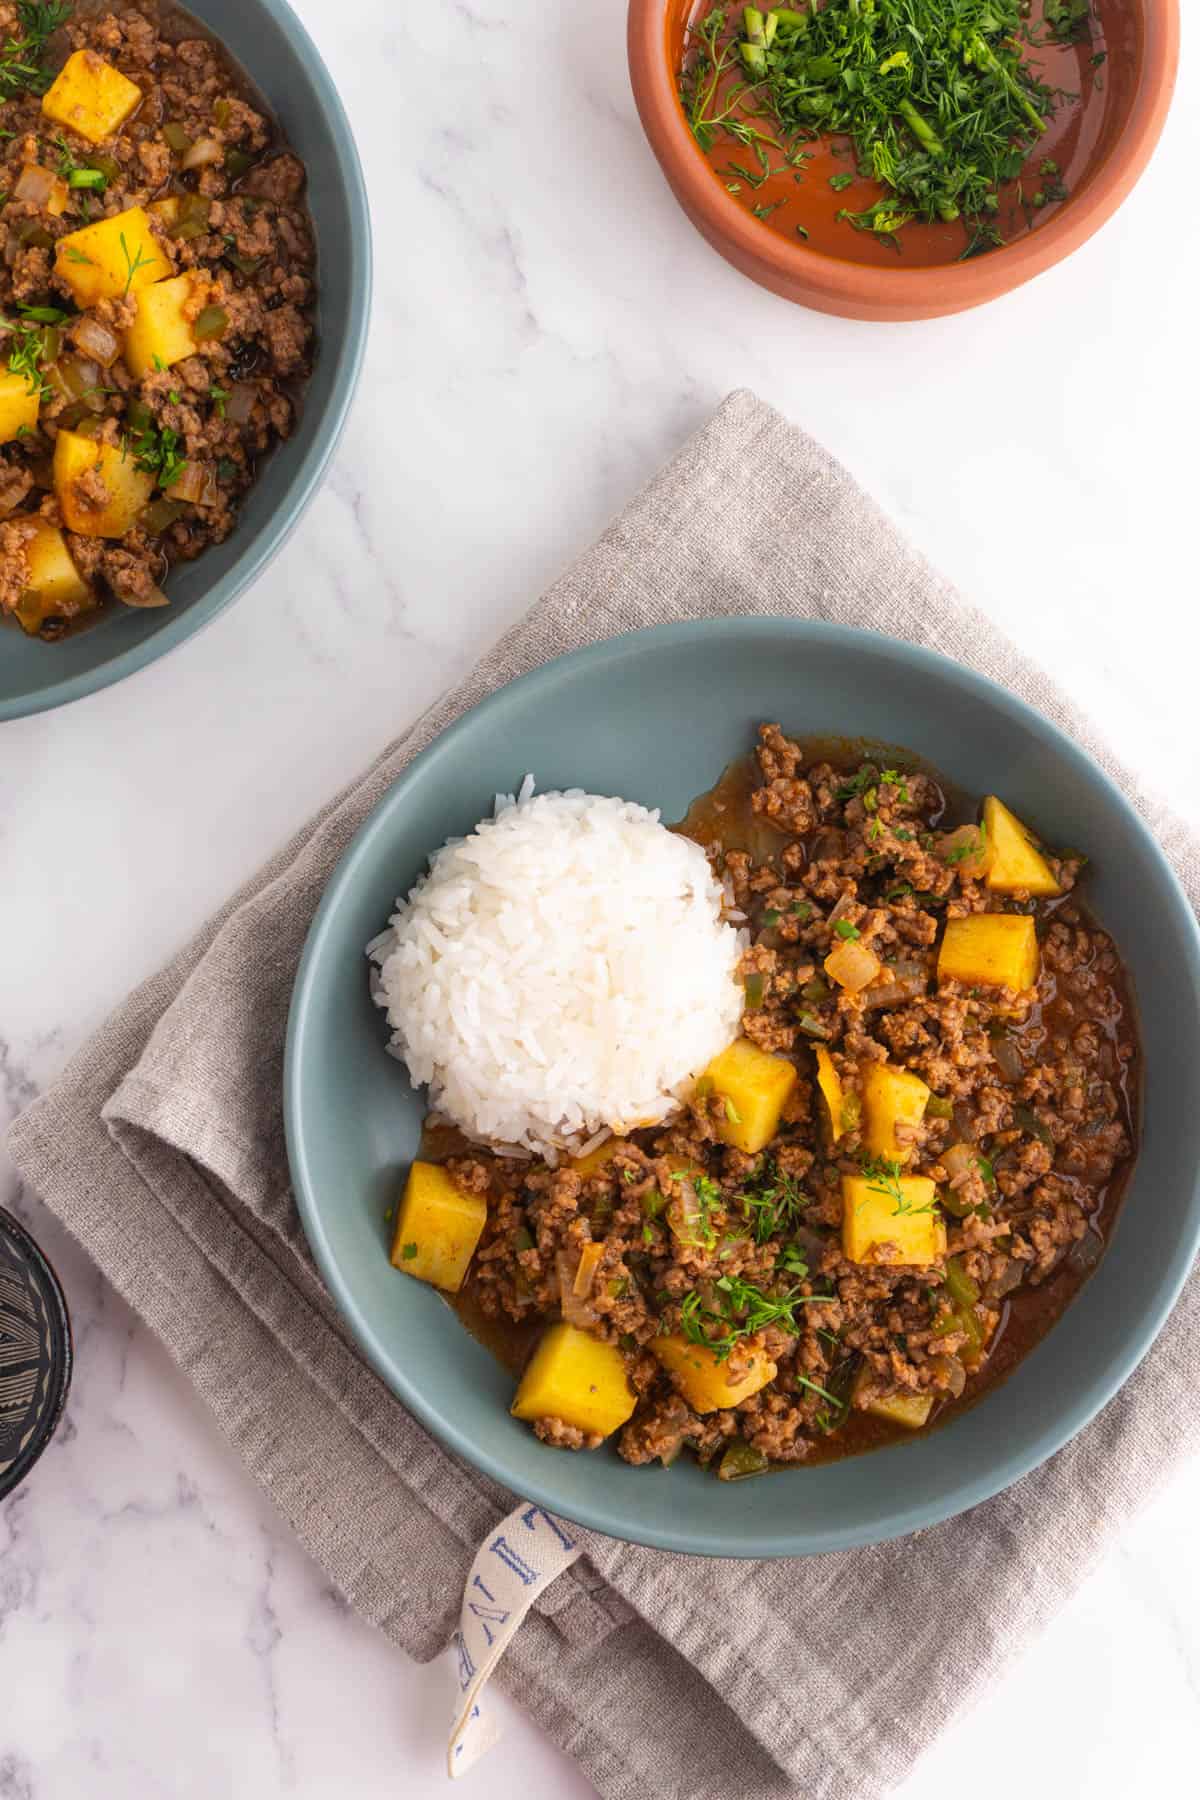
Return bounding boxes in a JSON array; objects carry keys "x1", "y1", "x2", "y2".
[
  {"x1": 990, "y1": 1033, "x2": 1024, "y2": 1083},
  {"x1": 942, "y1": 1142, "x2": 975, "y2": 1182},
  {"x1": 226, "y1": 380, "x2": 256, "y2": 424},
  {"x1": 572, "y1": 1242, "x2": 604, "y2": 1299},
  {"x1": 181, "y1": 135, "x2": 223, "y2": 170},
  {"x1": 114, "y1": 576, "x2": 169, "y2": 609},
  {"x1": 824, "y1": 937, "x2": 882, "y2": 994},
  {"x1": 72, "y1": 315, "x2": 120, "y2": 368},
  {"x1": 14, "y1": 162, "x2": 64, "y2": 210},
  {"x1": 556, "y1": 1248, "x2": 600, "y2": 1331},
  {"x1": 165, "y1": 461, "x2": 219, "y2": 508}
]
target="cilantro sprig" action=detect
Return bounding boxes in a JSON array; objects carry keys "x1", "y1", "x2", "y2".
[{"x1": 0, "y1": 2, "x2": 71, "y2": 102}]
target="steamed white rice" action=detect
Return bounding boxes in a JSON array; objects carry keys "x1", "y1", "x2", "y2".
[{"x1": 367, "y1": 781, "x2": 743, "y2": 1158}]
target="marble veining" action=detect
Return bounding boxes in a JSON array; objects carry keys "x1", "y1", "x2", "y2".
[{"x1": 1, "y1": 0, "x2": 1198, "y2": 1793}]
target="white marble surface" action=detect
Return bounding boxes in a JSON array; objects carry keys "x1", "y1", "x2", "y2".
[{"x1": 2, "y1": 1, "x2": 1199, "y2": 1794}]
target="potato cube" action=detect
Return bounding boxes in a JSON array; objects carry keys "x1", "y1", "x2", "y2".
[
  {"x1": 824, "y1": 937, "x2": 882, "y2": 994},
  {"x1": 0, "y1": 368, "x2": 41, "y2": 444},
  {"x1": 841, "y1": 1173, "x2": 946, "y2": 1267},
  {"x1": 858, "y1": 1385, "x2": 933, "y2": 1430},
  {"x1": 813, "y1": 1046, "x2": 846, "y2": 1144},
  {"x1": 390, "y1": 1160, "x2": 487, "y2": 1293},
  {"x1": 704, "y1": 1037, "x2": 797, "y2": 1154},
  {"x1": 55, "y1": 204, "x2": 170, "y2": 307},
  {"x1": 938, "y1": 914, "x2": 1038, "y2": 994},
  {"x1": 652, "y1": 1333, "x2": 777, "y2": 1413},
  {"x1": 10, "y1": 520, "x2": 94, "y2": 634},
  {"x1": 862, "y1": 1063, "x2": 930, "y2": 1164},
  {"x1": 569, "y1": 1138, "x2": 621, "y2": 1179},
  {"x1": 982, "y1": 797, "x2": 1062, "y2": 898},
  {"x1": 511, "y1": 1322, "x2": 635, "y2": 1440},
  {"x1": 54, "y1": 429, "x2": 154, "y2": 538},
  {"x1": 123, "y1": 273, "x2": 200, "y2": 378},
  {"x1": 42, "y1": 49, "x2": 143, "y2": 146}
]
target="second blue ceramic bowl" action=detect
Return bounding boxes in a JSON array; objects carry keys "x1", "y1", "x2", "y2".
[
  {"x1": 0, "y1": 0, "x2": 371, "y2": 721},
  {"x1": 286, "y1": 619, "x2": 1200, "y2": 1557}
]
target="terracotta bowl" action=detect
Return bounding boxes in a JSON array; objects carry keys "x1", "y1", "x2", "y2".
[{"x1": 627, "y1": 0, "x2": 1179, "y2": 320}]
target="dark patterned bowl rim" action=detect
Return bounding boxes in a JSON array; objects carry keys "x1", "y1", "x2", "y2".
[{"x1": 0, "y1": 1207, "x2": 72, "y2": 1500}]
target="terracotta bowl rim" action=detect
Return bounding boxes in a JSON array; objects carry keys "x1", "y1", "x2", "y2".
[{"x1": 627, "y1": 0, "x2": 1181, "y2": 312}]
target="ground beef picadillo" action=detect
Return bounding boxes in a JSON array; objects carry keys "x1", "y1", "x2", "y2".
[
  {"x1": 0, "y1": 0, "x2": 314, "y2": 636},
  {"x1": 442, "y1": 724, "x2": 1139, "y2": 1478}
]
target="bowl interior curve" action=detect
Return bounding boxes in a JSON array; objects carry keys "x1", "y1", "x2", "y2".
[
  {"x1": 286, "y1": 619, "x2": 1200, "y2": 1558},
  {"x1": 0, "y1": 0, "x2": 371, "y2": 721}
]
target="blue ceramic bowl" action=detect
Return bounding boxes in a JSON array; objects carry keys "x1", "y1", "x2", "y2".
[
  {"x1": 0, "y1": 0, "x2": 371, "y2": 722},
  {"x1": 286, "y1": 619, "x2": 1200, "y2": 1557}
]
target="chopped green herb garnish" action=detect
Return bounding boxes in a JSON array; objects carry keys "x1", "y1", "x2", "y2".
[
  {"x1": 833, "y1": 919, "x2": 861, "y2": 941},
  {"x1": 945, "y1": 820, "x2": 988, "y2": 865},
  {"x1": 119, "y1": 229, "x2": 157, "y2": 299},
  {"x1": 0, "y1": 3, "x2": 72, "y2": 102},
  {"x1": 400, "y1": 1242, "x2": 418, "y2": 1262},
  {"x1": 0, "y1": 314, "x2": 54, "y2": 400},
  {"x1": 860, "y1": 1153, "x2": 939, "y2": 1216},
  {"x1": 739, "y1": 1159, "x2": 811, "y2": 1245},
  {"x1": 680, "y1": 1273, "x2": 833, "y2": 1364},
  {"x1": 836, "y1": 764, "x2": 876, "y2": 801},
  {"x1": 681, "y1": 0, "x2": 1071, "y2": 252},
  {"x1": 126, "y1": 417, "x2": 187, "y2": 489}
]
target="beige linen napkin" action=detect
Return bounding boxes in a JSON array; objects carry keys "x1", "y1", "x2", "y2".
[{"x1": 10, "y1": 391, "x2": 1200, "y2": 1800}]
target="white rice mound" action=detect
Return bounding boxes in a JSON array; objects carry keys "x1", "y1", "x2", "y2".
[{"x1": 368, "y1": 780, "x2": 744, "y2": 1159}]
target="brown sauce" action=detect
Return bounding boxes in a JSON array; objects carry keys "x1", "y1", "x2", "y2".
[
  {"x1": 675, "y1": 1, "x2": 1130, "y2": 270},
  {"x1": 678, "y1": 744, "x2": 1138, "y2": 1462}
]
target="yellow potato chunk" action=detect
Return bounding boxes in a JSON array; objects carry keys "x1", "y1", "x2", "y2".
[
  {"x1": 0, "y1": 368, "x2": 41, "y2": 444},
  {"x1": 704, "y1": 1037, "x2": 797, "y2": 1154},
  {"x1": 824, "y1": 936, "x2": 882, "y2": 994},
  {"x1": 42, "y1": 49, "x2": 143, "y2": 146},
  {"x1": 569, "y1": 1138, "x2": 621, "y2": 1179},
  {"x1": 652, "y1": 1333, "x2": 777, "y2": 1413},
  {"x1": 938, "y1": 914, "x2": 1039, "y2": 994},
  {"x1": 55, "y1": 204, "x2": 170, "y2": 307},
  {"x1": 862, "y1": 1063, "x2": 931, "y2": 1164},
  {"x1": 10, "y1": 520, "x2": 93, "y2": 634},
  {"x1": 390, "y1": 1160, "x2": 487, "y2": 1294},
  {"x1": 983, "y1": 797, "x2": 1063, "y2": 897},
  {"x1": 842, "y1": 1173, "x2": 946, "y2": 1267},
  {"x1": 861, "y1": 1387, "x2": 934, "y2": 1430},
  {"x1": 814, "y1": 1046, "x2": 846, "y2": 1144},
  {"x1": 511, "y1": 1322, "x2": 635, "y2": 1440},
  {"x1": 123, "y1": 273, "x2": 200, "y2": 378},
  {"x1": 54, "y1": 429, "x2": 154, "y2": 538}
]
